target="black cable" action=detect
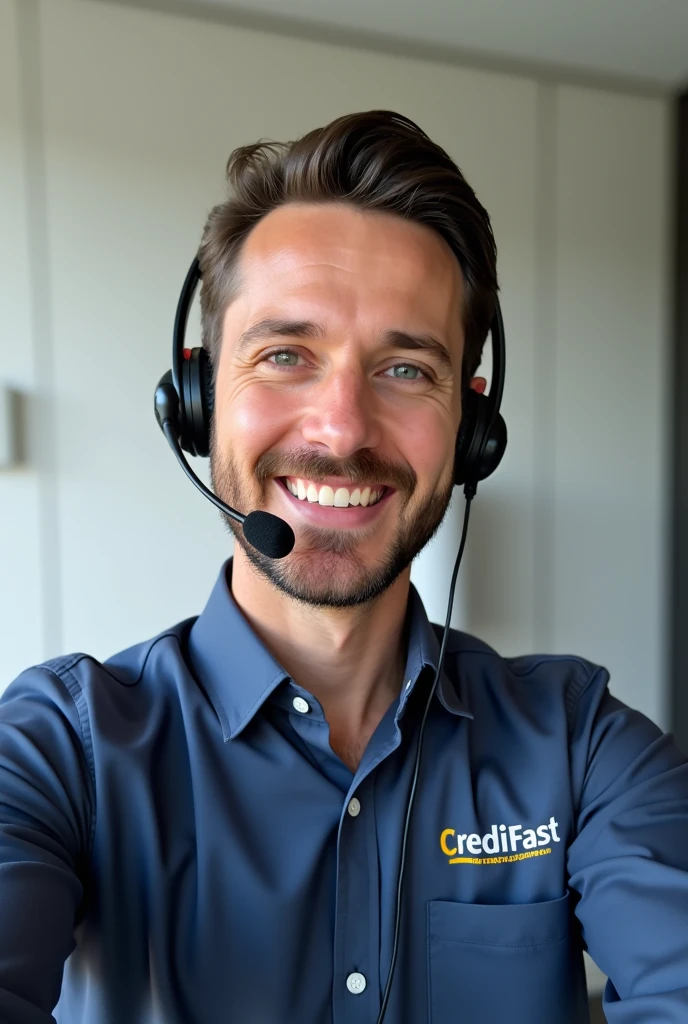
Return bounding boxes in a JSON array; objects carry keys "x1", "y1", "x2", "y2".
[
  {"x1": 162, "y1": 419, "x2": 244, "y2": 525},
  {"x1": 375, "y1": 491, "x2": 474, "y2": 1024}
]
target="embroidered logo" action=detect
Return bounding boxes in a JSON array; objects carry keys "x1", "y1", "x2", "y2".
[{"x1": 440, "y1": 818, "x2": 561, "y2": 865}]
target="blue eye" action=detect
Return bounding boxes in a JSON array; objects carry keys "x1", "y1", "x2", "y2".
[
  {"x1": 270, "y1": 351, "x2": 299, "y2": 366},
  {"x1": 387, "y1": 364, "x2": 422, "y2": 380}
]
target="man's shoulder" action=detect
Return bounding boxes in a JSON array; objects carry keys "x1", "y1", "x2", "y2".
[
  {"x1": 3, "y1": 616, "x2": 199, "y2": 711},
  {"x1": 440, "y1": 624, "x2": 606, "y2": 688},
  {"x1": 437, "y1": 624, "x2": 610, "y2": 733}
]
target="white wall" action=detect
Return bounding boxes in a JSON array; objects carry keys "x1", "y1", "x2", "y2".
[
  {"x1": 1, "y1": 0, "x2": 670, "y2": 740},
  {"x1": 0, "y1": 0, "x2": 44, "y2": 679},
  {"x1": 550, "y1": 86, "x2": 670, "y2": 725}
]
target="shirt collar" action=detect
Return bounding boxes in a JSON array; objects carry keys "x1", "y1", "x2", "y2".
[
  {"x1": 188, "y1": 560, "x2": 473, "y2": 741},
  {"x1": 399, "y1": 583, "x2": 475, "y2": 721}
]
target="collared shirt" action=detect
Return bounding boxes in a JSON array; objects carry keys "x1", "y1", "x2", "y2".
[{"x1": 1, "y1": 559, "x2": 687, "y2": 1024}]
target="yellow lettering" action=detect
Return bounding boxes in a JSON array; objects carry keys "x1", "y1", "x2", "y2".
[{"x1": 440, "y1": 828, "x2": 457, "y2": 857}]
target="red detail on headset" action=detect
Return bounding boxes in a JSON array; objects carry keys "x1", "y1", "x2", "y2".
[{"x1": 183, "y1": 348, "x2": 192, "y2": 360}]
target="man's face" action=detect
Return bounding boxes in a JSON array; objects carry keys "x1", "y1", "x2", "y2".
[{"x1": 211, "y1": 202, "x2": 467, "y2": 607}]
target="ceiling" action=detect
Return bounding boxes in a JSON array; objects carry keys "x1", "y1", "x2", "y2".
[{"x1": 172, "y1": 0, "x2": 688, "y2": 91}]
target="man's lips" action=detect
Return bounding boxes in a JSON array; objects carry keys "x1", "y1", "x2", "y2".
[
  {"x1": 283, "y1": 475, "x2": 387, "y2": 507},
  {"x1": 274, "y1": 477, "x2": 395, "y2": 527}
]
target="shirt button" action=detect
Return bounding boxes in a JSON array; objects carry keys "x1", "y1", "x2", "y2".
[
  {"x1": 292, "y1": 697, "x2": 310, "y2": 714},
  {"x1": 347, "y1": 797, "x2": 361, "y2": 817},
  {"x1": 346, "y1": 972, "x2": 367, "y2": 994}
]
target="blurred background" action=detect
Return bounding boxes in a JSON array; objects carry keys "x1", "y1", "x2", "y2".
[{"x1": 2, "y1": 0, "x2": 688, "y2": 1012}]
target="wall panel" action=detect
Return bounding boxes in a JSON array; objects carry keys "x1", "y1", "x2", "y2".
[{"x1": 552, "y1": 86, "x2": 670, "y2": 726}]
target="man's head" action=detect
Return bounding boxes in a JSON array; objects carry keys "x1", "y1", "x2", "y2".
[{"x1": 199, "y1": 110, "x2": 497, "y2": 607}]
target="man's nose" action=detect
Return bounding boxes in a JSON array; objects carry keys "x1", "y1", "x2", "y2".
[{"x1": 299, "y1": 368, "x2": 382, "y2": 459}]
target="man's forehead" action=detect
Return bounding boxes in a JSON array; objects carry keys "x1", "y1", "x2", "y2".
[{"x1": 237, "y1": 203, "x2": 463, "y2": 296}]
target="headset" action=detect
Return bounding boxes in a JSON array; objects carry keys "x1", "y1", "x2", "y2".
[{"x1": 154, "y1": 254, "x2": 507, "y2": 1023}]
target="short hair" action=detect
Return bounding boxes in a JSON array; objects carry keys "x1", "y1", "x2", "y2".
[{"x1": 198, "y1": 109, "x2": 498, "y2": 393}]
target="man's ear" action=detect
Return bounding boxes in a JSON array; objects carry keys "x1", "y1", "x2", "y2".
[{"x1": 470, "y1": 376, "x2": 487, "y2": 395}]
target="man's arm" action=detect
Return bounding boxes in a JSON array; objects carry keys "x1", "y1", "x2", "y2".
[
  {"x1": 0, "y1": 666, "x2": 94, "y2": 1023},
  {"x1": 567, "y1": 671, "x2": 688, "y2": 1021}
]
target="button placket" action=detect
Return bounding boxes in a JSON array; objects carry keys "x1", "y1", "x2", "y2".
[{"x1": 333, "y1": 781, "x2": 380, "y2": 1023}]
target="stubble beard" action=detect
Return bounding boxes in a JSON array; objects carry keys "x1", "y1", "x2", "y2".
[{"x1": 209, "y1": 440, "x2": 455, "y2": 609}]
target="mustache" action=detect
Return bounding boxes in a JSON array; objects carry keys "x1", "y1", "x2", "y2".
[{"x1": 254, "y1": 446, "x2": 416, "y2": 495}]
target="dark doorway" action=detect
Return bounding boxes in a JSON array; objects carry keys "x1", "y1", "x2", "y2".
[{"x1": 671, "y1": 90, "x2": 688, "y2": 756}]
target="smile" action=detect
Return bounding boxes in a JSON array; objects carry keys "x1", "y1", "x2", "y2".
[{"x1": 282, "y1": 477, "x2": 386, "y2": 508}]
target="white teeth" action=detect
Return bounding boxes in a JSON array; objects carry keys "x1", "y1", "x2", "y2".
[{"x1": 284, "y1": 478, "x2": 384, "y2": 508}]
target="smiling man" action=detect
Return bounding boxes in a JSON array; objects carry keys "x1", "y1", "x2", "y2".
[
  {"x1": 209, "y1": 197, "x2": 480, "y2": 770},
  {"x1": 1, "y1": 111, "x2": 687, "y2": 1024}
]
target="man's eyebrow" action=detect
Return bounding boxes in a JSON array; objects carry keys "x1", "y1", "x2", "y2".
[
  {"x1": 236, "y1": 318, "x2": 324, "y2": 352},
  {"x1": 382, "y1": 329, "x2": 454, "y2": 371},
  {"x1": 235, "y1": 319, "x2": 453, "y2": 371}
]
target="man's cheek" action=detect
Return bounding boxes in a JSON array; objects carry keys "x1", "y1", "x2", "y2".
[
  {"x1": 404, "y1": 447, "x2": 453, "y2": 504},
  {"x1": 227, "y1": 386, "x2": 298, "y2": 445},
  {"x1": 218, "y1": 408, "x2": 276, "y2": 465}
]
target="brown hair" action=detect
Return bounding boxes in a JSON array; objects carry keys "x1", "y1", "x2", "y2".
[{"x1": 198, "y1": 110, "x2": 498, "y2": 393}]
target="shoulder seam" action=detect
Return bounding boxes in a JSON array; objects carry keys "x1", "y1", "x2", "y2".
[
  {"x1": 564, "y1": 665, "x2": 608, "y2": 738},
  {"x1": 103, "y1": 630, "x2": 184, "y2": 687},
  {"x1": 45, "y1": 631, "x2": 185, "y2": 688},
  {"x1": 504, "y1": 652, "x2": 602, "y2": 678},
  {"x1": 37, "y1": 665, "x2": 98, "y2": 857},
  {"x1": 450, "y1": 644, "x2": 601, "y2": 679}
]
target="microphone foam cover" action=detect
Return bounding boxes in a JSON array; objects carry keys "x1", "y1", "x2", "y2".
[{"x1": 242, "y1": 510, "x2": 295, "y2": 559}]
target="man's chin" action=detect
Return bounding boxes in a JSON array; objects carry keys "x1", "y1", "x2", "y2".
[
  {"x1": 235, "y1": 531, "x2": 408, "y2": 609},
  {"x1": 218, "y1": 469, "x2": 454, "y2": 607}
]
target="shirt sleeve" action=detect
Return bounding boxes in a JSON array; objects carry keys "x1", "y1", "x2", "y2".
[
  {"x1": 0, "y1": 666, "x2": 94, "y2": 1023},
  {"x1": 566, "y1": 669, "x2": 688, "y2": 1022}
]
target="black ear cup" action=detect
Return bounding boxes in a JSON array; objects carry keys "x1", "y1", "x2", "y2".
[
  {"x1": 180, "y1": 347, "x2": 212, "y2": 458},
  {"x1": 454, "y1": 389, "x2": 508, "y2": 488}
]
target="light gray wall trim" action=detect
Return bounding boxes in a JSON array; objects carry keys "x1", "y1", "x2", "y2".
[
  {"x1": 532, "y1": 83, "x2": 557, "y2": 653},
  {"x1": 87, "y1": 0, "x2": 671, "y2": 99}
]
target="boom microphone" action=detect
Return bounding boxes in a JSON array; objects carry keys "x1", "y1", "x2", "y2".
[{"x1": 153, "y1": 375, "x2": 295, "y2": 559}]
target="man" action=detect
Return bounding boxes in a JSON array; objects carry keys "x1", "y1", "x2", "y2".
[{"x1": 1, "y1": 110, "x2": 686, "y2": 1024}]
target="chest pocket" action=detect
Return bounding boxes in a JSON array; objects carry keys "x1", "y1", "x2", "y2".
[{"x1": 427, "y1": 892, "x2": 588, "y2": 1023}]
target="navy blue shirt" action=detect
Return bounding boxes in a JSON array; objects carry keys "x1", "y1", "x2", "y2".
[{"x1": 1, "y1": 560, "x2": 687, "y2": 1023}]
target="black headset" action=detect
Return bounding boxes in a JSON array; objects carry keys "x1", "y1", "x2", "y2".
[{"x1": 155, "y1": 256, "x2": 507, "y2": 513}]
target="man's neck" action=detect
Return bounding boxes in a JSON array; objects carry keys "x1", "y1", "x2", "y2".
[{"x1": 230, "y1": 549, "x2": 411, "y2": 771}]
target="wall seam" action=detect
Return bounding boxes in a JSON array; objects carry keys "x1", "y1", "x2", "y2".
[
  {"x1": 671, "y1": 92, "x2": 688, "y2": 752},
  {"x1": 533, "y1": 83, "x2": 557, "y2": 653},
  {"x1": 16, "y1": 0, "x2": 63, "y2": 661},
  {"x1": 658, "y1": 98, "x2": 676, "y2": 733},
  {"x1": 87, "y1": 0, "x2": 671, "y2": 100}
]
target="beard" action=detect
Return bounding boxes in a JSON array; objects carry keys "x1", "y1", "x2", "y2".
[{"x1": 209, "y1": 436, "x2": 454, "y2": 609}]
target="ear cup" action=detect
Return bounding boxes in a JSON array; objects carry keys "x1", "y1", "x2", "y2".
[
  {"x1": 454, "y1": 389, "x2": 508, "y2": 488},
  {"x1": 180, "y1": 347, "x2": 212, "y2": 458}
]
